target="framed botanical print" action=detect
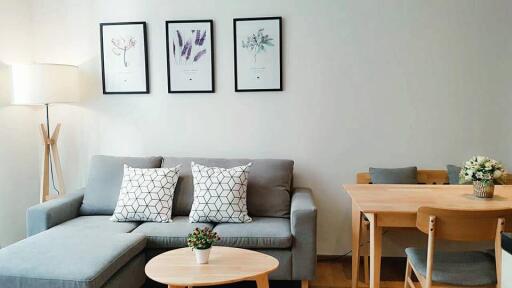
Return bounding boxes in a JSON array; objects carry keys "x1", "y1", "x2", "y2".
[
  {"x1": 166, "y1": 20, "x2": 214, "y2": 93},
  {"x1": 100, "y1": 22, "x2": 149, "y2": 94},
  {"x1": 234, "y1": 17, "x2": 282, "y2": 92}
]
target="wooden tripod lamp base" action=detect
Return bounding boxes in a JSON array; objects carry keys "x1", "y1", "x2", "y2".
[{"x1": 39, "y1": 123, "x2": 65, "y2": 203}]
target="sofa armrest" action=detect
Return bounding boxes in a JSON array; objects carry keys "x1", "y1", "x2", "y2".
[
  {"x1": 26, "y1": 189, "x2": 84, "y2": 237},
  {"x1": 291, "y1": 187, "x2": 317, "y2": 280}
]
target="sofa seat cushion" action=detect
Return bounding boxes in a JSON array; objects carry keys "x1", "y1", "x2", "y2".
[
  {"x1": 131, "y1": 216, "x2": 214, "y2": 249},
  {"x1": 55, "y1": 216, "x2": 140, "y2": 233},
  {"x1": 0, "y1": 229, "x2": 146, "y2": 288},
  {"x1": 213, "y1": 217, "x2": 292, "y2": 249}
]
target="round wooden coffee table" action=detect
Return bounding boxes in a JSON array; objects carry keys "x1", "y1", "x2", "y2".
[{"x1": 145, "y1": 246, "x2": 279, "y2": 288}]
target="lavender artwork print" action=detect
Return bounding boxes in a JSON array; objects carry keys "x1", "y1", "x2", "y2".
[
  {"x1": 234, "y1": 17, "x2": 282, "y2": 92},
  {"x1": 173, "y1": 29, "x2": 207, "y2": 64},
  {"x1": 167, "y1": 20, "x2": 214, "y2": 93},
  {"x1": 100, "y1": 22, "x2": 149, "y2": 94}
]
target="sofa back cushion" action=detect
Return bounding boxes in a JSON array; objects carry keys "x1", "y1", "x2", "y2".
[
  {"x1": 162, "y1": 157, "x2": 293, "y2": 218},
  {"x1": 80, "y1": 155, "x2": 162, "y2": 215}
]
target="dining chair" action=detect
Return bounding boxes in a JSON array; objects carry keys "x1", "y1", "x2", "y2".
[
  {"x1": 404, "y1": 207, "x2": 512, "y2": 288},
  {"x1": 355, "y1": 170, "x2": 449, "y2": 283}
]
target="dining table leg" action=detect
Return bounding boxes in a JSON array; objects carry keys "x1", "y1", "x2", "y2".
[
  {"x1": 366, "y1": 213, "x2": 382, "y2": 288},
  {"x1": 351, "y1": 201, "x2": 361, "y2": 288}
]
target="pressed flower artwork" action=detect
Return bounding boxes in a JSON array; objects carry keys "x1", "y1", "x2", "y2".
[
  {"x1": 100, "y1": 22, "x2": 149, "y2": 94},
  {"x1": 234, "y1": 17, "x2": 282, "y2": 92},
  {"x1": 167, "y1": 20, "x2": 214, "y2": 93},
  {"x1": 111, "y1": 37, "x2": 137, "y2": 67},
  {"x1": 241, "y1": 28, "x2": 274, "y2": 63}
]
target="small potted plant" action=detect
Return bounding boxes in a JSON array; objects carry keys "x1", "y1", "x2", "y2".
[
  {"x1": 187, "y1": 227, "x2": 220, "y2": 264},
  {"x1": 460, "y1": 156, "x2": 506, "y2": 198}
]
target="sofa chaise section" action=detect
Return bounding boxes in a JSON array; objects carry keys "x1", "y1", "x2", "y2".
[{"x1": 0, "y1": 228, "x2": 146, "y2": 288}]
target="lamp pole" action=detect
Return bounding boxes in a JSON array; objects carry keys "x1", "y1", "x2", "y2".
[
  {"x1": 45, "y1": 104, "x2": 50, "y2": 144},
  {"x1": 44, "y1": 103, "x2": 61, "y2": 197}
]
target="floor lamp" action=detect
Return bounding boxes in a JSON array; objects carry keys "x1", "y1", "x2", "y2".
[{"x1": 10, "y1": 64, "x2": 79, "y2": 203}]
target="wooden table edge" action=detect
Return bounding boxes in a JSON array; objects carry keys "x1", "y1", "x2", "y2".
[
  {"x1": 144, "y1": 247, "x2": 279, "y2": 287},
  {"x1": 148, "y1": 266, "x2": 279, "y2": 287}
]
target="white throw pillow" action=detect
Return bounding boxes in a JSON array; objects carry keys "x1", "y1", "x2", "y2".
[
  {"x1": 189, "y1": 162, "x2": 252, "y2": 223},
  {"x1": 111, "y1": 165, "x2": 181, "y2": 223}
]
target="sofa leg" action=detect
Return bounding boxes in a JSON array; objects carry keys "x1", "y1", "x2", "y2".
[{"x1": 301, "y1": 280, "x2": 309, "y2": 288}]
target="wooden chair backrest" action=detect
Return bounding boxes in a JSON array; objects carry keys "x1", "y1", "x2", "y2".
[
  {"x1": 506, "y1": 174, "x2": 512, "y2": 184},
  {"x1": 357, "y1": 170, "x2": 512, "y2": 185},
  {"x1": 356, "y1": 170, "x2": 449, "y2": 185},
  {"x1": 416, "y1": 207, "x2": 512, "y2": 241}
]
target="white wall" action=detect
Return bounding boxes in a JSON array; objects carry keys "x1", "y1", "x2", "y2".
[
  {"x1": 7, "y1": 0, "x2": 510, "y2": 254},
  {"x1": 496, "y1": 2, "x2": 512, "y2": 167},
  {"x1": 0, "y1": 0, "x2": 40, "y2": 247}
]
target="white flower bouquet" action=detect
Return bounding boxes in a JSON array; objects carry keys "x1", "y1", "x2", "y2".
[{"x1": 460, "y1": 156, "x2": 505, "y2": 184}]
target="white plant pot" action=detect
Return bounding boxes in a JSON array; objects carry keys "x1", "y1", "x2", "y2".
[{"x1": 194, "y1": 248, "x2": 211, "y2": 264}]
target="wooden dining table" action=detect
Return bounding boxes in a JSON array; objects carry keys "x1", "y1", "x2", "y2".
[{"x1": 344, "y1": 184, "x2": 512, "y2": 288}]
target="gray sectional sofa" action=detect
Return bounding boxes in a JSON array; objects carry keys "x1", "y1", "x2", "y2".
[{"x1": 0, "y1": 156, "x2": 317, "y2": 288}]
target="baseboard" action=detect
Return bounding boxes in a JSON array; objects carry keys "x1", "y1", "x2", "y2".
[{"x1": 317, "y1": 255, "x2": 406, "y2": 261}]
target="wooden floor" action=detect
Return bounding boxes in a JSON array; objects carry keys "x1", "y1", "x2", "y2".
[
  {"x1": 147, "y1": 257, "x2": 407, "y2": 288},
  {"x1": 311, "y1": 257, "x2": 407, "y2": 288}
]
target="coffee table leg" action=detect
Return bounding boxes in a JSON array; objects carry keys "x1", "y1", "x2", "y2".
[
  {"x1": 168, "y1": 285, "x2": 187, "y2": 288},
  {"x1": 254, "y1": 274, "x2": 270, "y2": 288}
]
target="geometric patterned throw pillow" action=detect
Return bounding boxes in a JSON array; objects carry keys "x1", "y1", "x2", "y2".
[
  {"x1": 111, "y1": 165, "x2": 181, "y2": 223},
  {"x1": 189, "y1": 162, "x2": 252, "y2": 223}
]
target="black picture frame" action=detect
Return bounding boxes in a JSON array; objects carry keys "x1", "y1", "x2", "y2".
[
  {"x1": 166, "y1": 20, "x2": 215, "y2": 93},
  {"x1": 100, "y1": 22, "x2": 150, "y2": 94},
  {"x1": 233, "y1": 17, "x2": 282, "y2": 92}
]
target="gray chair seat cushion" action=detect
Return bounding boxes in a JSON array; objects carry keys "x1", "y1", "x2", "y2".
[
  {"x1": 131, "y1": 216, "x2": 214, "y2": 249},
  {"x1": 0, "y1": 229, "x2": 146, "y2": 288},
  {"x1": 405, "y1": 248, "x2": 497, "y2": 286},
  {"x1": 369, "y1": 166, "x2": 418, "y2": 184},
  {"x1": 55, "y1": 216, "x2": 140, "y2": 233},
  {"x1": 213, "y1": 217, "x2": 292, "y2": 249}
]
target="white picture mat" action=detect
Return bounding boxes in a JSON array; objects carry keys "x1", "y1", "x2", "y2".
[
  {"x1": 102, "y1": 24, "x2": 147, "y2": 93},
  {"x1": 168, "y1": 22, "x2": 213, "y2": 92},
  {"x1": 235, "y1": 19, "x2": 281, "y2": 90}
]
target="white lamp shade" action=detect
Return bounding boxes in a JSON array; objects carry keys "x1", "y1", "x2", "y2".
[{"x1": 10, "y1": 64, "x2": 79, "y2": 105}]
